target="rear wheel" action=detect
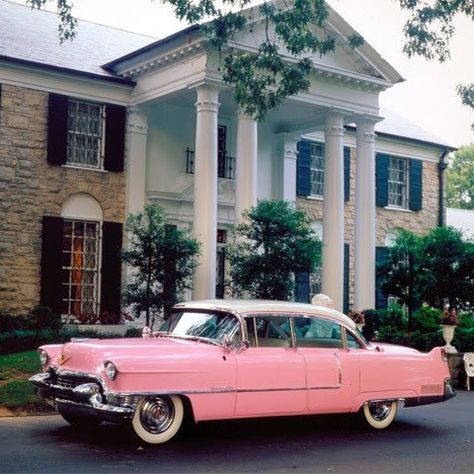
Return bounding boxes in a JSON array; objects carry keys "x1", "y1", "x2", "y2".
[
  {"x1": 362, "y1": 400, "x2": 398, "y2": 429},
  {"x1": 132, "y1": 395, "x2": 184, "y2": 444}
]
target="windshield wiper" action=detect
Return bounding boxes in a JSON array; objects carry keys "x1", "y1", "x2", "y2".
[{"x1": 166, "y1": 334, "x2": 222, "y2": 346}]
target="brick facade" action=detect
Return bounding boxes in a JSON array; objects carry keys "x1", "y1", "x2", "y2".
[{"x1": 0, "y1": 84, "x2": 126, "y2": 314}]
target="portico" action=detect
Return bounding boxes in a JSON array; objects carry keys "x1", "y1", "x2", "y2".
[{"x1": 108, "y1": 4, "x2": 402, "y2": 311}]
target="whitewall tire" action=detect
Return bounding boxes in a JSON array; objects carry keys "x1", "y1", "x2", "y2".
[
  {"x1": 362, "y1": 400, "x2": 398, "y2": 429},
  {"x1": 132, "y1": 395, "x2": 184, "y2": 444}
]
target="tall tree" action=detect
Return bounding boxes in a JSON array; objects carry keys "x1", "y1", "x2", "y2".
[
  {"x1": 398, "y1": 0, "x2": 474, "y2": 115},
  {"x1": 226, "y1": 200, "x2": 322, "y2": 300},
  {"x1": 446, "y1": 144, "x2": 474, "y2": 209},
  {"x1": 378, "y1": 229, "x2": 422, "y2": 330},
  {"x1": 417, "y1": 226, "x2": 474, "y2": 311},
  {"x1": 121, "y1": 204, "x2": 200, "y2": 328}
]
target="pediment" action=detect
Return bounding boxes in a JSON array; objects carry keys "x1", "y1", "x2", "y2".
[{"x1": 228, "y1": 1, "x2": 402, "y2": 85}]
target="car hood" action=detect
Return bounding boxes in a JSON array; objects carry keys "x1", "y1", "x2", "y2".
[{"x1": 46, "y1": 336, "x2": 223, "y2": 374}]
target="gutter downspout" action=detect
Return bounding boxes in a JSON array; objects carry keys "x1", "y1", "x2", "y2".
[{"x1": 438, "y1": 150, "x2": 449, "y2": 226}]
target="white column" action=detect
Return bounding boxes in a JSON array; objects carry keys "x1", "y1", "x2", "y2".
[
  {"x1": 193, "y1": 85, "x2": 220, "y2": 299},
  {"x1": 125, "y1": 106, "x2": 148, "y2": 216},
  {"x1": 354, "y1": 117, "x2": 376, "y2": 310},
  {"x1": 235, "y1": 109, "x2": 258, "y2": 220},
  {"x1": 277, "y1": 133, "x2": 298, "y2": 202},
  {"x1": 322, "y1": 112, "x2": 345, "y2": 312}
]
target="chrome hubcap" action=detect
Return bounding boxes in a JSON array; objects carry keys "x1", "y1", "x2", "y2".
[
  {"x1": 368, "y1": 401, "x2": 392, "y2": 421},
  {"x1": 139, "y1": 396, "x2": 175, "y2": 434}
]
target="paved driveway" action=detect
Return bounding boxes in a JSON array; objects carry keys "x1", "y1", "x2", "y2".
[{"x1": 0, "y1": 391, "x2": 473, "y2": 473}]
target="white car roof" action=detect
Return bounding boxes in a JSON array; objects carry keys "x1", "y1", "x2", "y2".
[{"x1": 173, "y1": 299, "x2": 356, "y2": 330}]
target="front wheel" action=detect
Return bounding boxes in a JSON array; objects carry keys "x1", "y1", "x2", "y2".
[
  {"x1": 132, "y1": 395, "x2": 184, "y2": 444},
  {"x1": 362, "y1": 400, "x2": 398, "y2": 429}
]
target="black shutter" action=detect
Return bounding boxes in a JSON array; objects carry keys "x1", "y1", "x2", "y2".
[
  {"x1": 344, "y1": 146, "x2": 351, "y2": 202},
  {"x1": 409, "y1": 159, "x2": 423, "y2": 211},
  {"x1": 100, "y1": 222, "x2": 123, "y2": 317},
  {"x1": 295, "y1": 272, "x2": 310, "y2": 303},
  {"x1": 375, "y1": 246, "x2": 389, "y2": 309},
  {"x1": 343, "y1": 243, "x2": 350, "y2": 314},
  {"x1": 104, "y1": 104, "x2": 126, "y2": 172},
  {"x1": 40, "y1": 216, "x2": 64, "y2": 313},
  {"x1": 296, "y1": 140, "x2": 311, "y2": 197},
  {"x1": 47, "y1": 94, "x2": 68, "y2": 166},
  {"x1": 376, "y1": 153, "x2": 389, "y2": 207}
]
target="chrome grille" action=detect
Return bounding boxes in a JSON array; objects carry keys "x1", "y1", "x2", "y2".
[{"x1": 56, "y1": 374, "x2": 99, "y2": 390}]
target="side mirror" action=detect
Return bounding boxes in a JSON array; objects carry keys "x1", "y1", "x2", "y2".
[{"x1": 223, "y1": 338, "x2": 250, "y2": 353}]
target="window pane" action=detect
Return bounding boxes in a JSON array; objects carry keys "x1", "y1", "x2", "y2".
[
  {"x1": 388, "y1": 157, "x2": 408, "y2": 209},
  {"x1": 66, "y1": 99, "x2": 104, "y2": 169},
  {"x1": 310, "y1": 143, "x2": 325, "y2": 197},
  {"x1": 295, "y1": 316, "x2": 343, "y2": 348},
  {"x1": 247, "y1": 315, "x2": 292, "y2": 348},
  {"x1": 61, "y1": 219, "x2": 100, "y2": 318}
]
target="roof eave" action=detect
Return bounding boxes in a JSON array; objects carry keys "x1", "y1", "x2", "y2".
[
  {"x1": 345, "y1": 124, "x2": 458, "y2": 151},
  {"x1": 103, "y1": 24, "x2": 201, "y2": 72},
  {"x1": 0, "y1": 55, "x2": 136, "y2": 86}
]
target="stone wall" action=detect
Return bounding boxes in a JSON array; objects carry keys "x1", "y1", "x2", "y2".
[
  {"x1": 0, "y1": 84, "x2": 126, "y2": 314},
  {"x1": 296, "y1": 147, "x2": 440, "y2": 310}
]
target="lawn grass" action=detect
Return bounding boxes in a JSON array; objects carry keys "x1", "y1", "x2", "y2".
[{"x1": 0, "y1": 350, "x2": 52, "y2": 412}]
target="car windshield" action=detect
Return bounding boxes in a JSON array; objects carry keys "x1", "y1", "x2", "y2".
[{"x1": 158, "y1": 311, "x2": 241, "y2": 345}]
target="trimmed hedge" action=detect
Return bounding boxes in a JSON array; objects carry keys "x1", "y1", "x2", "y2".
[{"x1": 362, "y1": 306, "x2": 474, "y2": 353}]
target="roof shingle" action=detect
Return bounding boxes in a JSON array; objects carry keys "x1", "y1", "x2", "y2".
[{"x1": 0, "y1": 0, "x2": 155, "y2": 80}]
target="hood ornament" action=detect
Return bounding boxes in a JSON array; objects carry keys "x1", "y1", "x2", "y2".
[{"x1": 58, "y1": 352, "x2": 71, "y2": 365}]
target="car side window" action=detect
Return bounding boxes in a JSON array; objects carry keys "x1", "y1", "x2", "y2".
[
  {"x1": 245, "y1": 315, "x2": 291, "y2": 348},
  {"x1": 346, "y1": 330, "x2": 363, "y2": 349},
  {"x1": 295, "y1": 316, "x2": 343, "y2": 349}
]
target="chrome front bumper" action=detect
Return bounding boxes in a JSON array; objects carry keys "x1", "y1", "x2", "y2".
[{"x1": 29, "y1": 372, "x2": 134, "y2": 423}]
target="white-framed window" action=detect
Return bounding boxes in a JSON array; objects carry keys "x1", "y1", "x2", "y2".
[
  {"x1": 61, "y1": 219, "x2": 101, "y2": 316},
  {"x1": 67, "y1": 99, "x2": 105, "y2": 169},
  {"x1": 310, "y1": 142, "x2": 325, "y2": 198},
  {"x1": 388, "y1": 157, "x2": 409, "y2": 209}
]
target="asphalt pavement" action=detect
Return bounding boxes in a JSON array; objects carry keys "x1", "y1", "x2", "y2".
[{"x1": 0, "y1": 391, "x2": 473, "y2": 473}]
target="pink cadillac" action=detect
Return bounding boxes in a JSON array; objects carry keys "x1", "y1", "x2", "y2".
[{"x1": 30, "y1": 300, "x2": 455, "y2": 444}]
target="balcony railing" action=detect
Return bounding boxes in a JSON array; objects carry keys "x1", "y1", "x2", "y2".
[
  {"x1": 185, "y1": 148, "x2": 235, "y2": 180},
  {"x1": 218, "y1": 151, "x2": 235, "y2": 180}
]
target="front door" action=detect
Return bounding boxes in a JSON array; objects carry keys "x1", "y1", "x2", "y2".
[{"x1": 235, "y1": 315, "x2": 306, "y2": 417}]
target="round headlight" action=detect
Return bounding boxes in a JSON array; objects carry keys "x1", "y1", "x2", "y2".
[
  {"x1": 38, "y1": 349, "x2": 49, "y2": 366},
  {"x1": 104, "y1": 361, "x2": 118, "y2": 380}
]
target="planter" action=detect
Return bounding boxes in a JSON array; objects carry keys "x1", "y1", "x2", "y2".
[
  {"x1": 446, "y1": 352, "x2": 465, "y2": 388},
  {"x1": 441, "y1": 324, "x2": 457, "y2": 353}
]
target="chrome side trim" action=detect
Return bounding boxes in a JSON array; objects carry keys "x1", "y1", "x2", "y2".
[{"x1": 103, "y1": 384, "x2": 342, "y2": 399}]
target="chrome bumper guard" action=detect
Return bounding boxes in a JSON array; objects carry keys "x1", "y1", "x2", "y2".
[{"x1": 29, "y1": 372, "x2": 134, "y2": 422}]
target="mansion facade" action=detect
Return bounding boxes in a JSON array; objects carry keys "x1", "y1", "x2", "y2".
[{"x1": 0, "y1": 0, "x2": 455, "y2": 318}]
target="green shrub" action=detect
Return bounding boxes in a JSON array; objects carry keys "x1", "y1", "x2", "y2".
[
  {"x1": 362, "y1": 304, "x2": 407, "y2": 341},
  {"x1": 0, "y1": 329, "x2": 54, "y2": 355},
  {"x1": 412, "y1": 306, "x2": 442, "y2": 332},
  {"x1": 29, "y1": 306, "x2": 62, "y2": 332},
  {"x1": 0, "y1": 306, "x2": 61, "y2": 333},
  {"x1": 124, "y1": 327, "x2": 142, "y2": 338},
  {"x1": 458, "y1": 312, "x2": 474, "y2": 329},
  {"x1": 376, "y1": 325, "x2": 408, "y2": 345},
  {"x1": 453, "y1": 328, "x2": 474, "y2": 352},
  {"x1": 0, "y1": 312, "x2": 30, "y2": 332}
]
